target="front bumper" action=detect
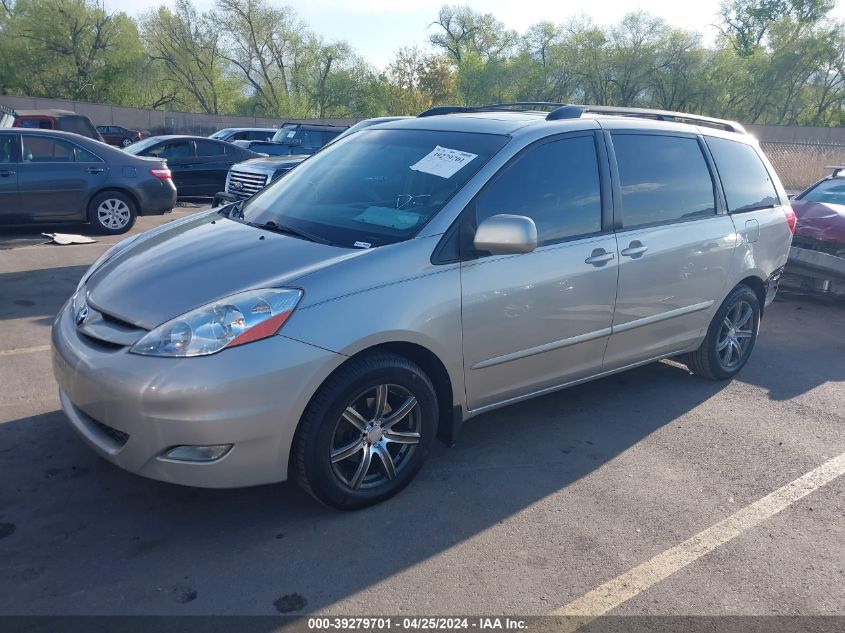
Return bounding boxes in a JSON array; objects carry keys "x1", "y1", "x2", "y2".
[{"x1": 51, "y1": 299, "x2": 345, "y2": 488}]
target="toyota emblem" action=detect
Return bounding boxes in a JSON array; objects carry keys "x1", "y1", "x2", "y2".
[{"x1": 75, "y1": 304, "x2": 89, "y2": 326}]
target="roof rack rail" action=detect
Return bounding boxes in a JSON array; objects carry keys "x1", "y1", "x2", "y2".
[
  {"x1": 418, "y1": 102, "x2": 569, "y2": 117},
  {"x1": 546, "y1": 104, "x2": 747, "y2": 134}
]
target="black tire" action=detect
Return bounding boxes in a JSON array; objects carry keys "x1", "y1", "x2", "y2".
[
  {"x1": 292, "y1": 352, "x2": 439, "y2": 510},
  {"x1": 88, "y1": 191, "x2": 137, "y2": 235},
  {"x1": 684, "y1": 285, "x2": 760, "y2": 380}
]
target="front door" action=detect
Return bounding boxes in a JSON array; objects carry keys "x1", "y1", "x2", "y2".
[
  {"x1": 17, "y1": 134, "x2": 107, "y2": 221},
  {"x1": 0, "y1": 133, "x2": 20, "y2": 222},
  {"x1": 603, "y1": 132, "x2": 737, "y2": 368},
  {"x1": 460, "y1": 132, "x2": 619, "y2": 411}
]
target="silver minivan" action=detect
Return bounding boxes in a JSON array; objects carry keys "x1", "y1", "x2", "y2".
[{"x1": 52, "y1": 104, "x2": 794, "y2": 509}]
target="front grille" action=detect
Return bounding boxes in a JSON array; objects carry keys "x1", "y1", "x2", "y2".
[
  {"x1": 90, "y1": 418, "x2": 130, "y2": 447},
  {"x1": 226, "y1": 169, "x2": 268, "y2": 198}
]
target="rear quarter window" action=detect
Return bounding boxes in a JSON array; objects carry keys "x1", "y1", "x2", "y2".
[{"x1": 706, "y1": 137, "x2": 780, "y2": 212}]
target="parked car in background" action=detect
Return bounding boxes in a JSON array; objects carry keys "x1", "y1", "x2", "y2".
[
  {"x1": 97, "y1": 125, "x2": 143, "y2": 148},
  {"x1": 232, "y1": 122, "x2": 346, "y2": 156},
  {"x1": 0, "y1": 128, "x2": 175, "y2": 234},
  {"x1": 53, "y1": 104, "x2": 792, "y2": 509},
  {"x1": 1, "y1": 105, "x2": 103, "y2": 141},
  {"x1": 123, "y1": 135, "x2": 261, "y2": 197},
  {"x1": 785, "y1": 166, "x2": 845, "y2": 295},
  {"x1": 209, "y1": 128, "x2": 277, "y2": 143},
  {"x1": 212, "y1": 155, "x2": 306, "y2": 207},
  {"x1": 327, "y1": 116, "x2": 410, "y2": 145}
]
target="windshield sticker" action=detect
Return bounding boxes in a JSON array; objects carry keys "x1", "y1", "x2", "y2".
[
  {"x1": 356, "y1": 206, "x2": 423, "y2": 230},
  {"x1": 286, "y1": 131, "x2": 296, "y2": 138},
  {"x1": 353, "y1": 241, "x2": 372, "y2": 249},
  {"x1": 410, "y1": 146, "x2": 478, "y2": 179}
]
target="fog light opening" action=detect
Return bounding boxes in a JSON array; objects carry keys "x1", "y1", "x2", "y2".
[{"x1": 162, "y1": 444, "x2": 232, "y2": 462}]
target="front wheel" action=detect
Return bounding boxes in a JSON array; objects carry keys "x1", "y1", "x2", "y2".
[
  {"x1": 120, "y1": 138, "x2": 133, "y2": 148},
  {"x1": 684, "y1": 285, "x2": 760, "y2": 380},
  {"x1": 292, "y1": 353, "x2": 439, "y2": 510}
]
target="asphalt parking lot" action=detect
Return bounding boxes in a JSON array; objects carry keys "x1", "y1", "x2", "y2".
[{"x1": 0, "y1": 209, "x2": 843, "y2": 622}]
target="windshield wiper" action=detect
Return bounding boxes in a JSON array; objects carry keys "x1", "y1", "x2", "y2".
[{"x1": 248, "y1": 220, "x2": 331, "y2": 245}]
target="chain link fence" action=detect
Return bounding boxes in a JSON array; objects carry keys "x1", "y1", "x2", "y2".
[{"x1": 759, "y1": 141, "x2": 845, "y2": 192}]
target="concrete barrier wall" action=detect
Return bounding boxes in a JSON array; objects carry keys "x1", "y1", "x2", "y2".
[{"x1": 0, "y1": 95, "x2": 360, "y2": 134}]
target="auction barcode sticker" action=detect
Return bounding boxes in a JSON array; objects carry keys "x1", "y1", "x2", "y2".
[{"x1": 410, "y1": 146, "x2": 478, "y2": 179}]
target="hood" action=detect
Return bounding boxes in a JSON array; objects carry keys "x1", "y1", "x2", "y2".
[
  {"x1": 85, "y1": 213, "x2": 366, "y2": 329},
  {"x1": 238, "y1": 155, "x2": 307, "y2": 170},
  {"x1": 792, "y1": 199, "x2": 845, "y2": 244}
]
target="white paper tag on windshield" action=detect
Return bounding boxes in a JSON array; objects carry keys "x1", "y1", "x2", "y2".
[
  {"x1": 286, "y1": 131, "x2": 296, "y2": 138},
  {"x1": 410, "y1": 146, "x2": 478, "y2": 179},
  {"x1": 353, "y1": 241, "x2": 371, "y2": 249}
]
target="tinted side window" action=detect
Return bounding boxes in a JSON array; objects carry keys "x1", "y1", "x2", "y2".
[
  {"x1": 22, "y1": 137, "x2": 74, "y2": 162},
  {"x1": 224, "y1": 144, "x2": 244, "y2": 157},
  {"x1": 74, "y1": 146, "x2": 101, "y2": 162},
  {"x1": 250, "y1": 131, "x2": 272, "y2": 140},
  {"x1": 0, "y1": 135, "x2": 15, "y2": 163},
  {"x1": 613, "y1": 134, "x2": 715, "y2": 228},
  {"x1": 706, "y1": 137, "x2": 779, "y2": 212},
  {"x1": 475, "y1": 135, "x2": 602, "y2": 246},
  {"x1": 196, "y1": 140, "x2": 225, "y2": 157},
  {"x1": 146, "y1": 141, "x2": 194, "y2": 159}
]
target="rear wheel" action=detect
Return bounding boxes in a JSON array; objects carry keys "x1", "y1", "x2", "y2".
[
  {"x1": 120, "y1": 137, "x2": 133, "y2": 148},
  {"x1": 292, "y1": 353, "x2": 438, "y2": 510},
  {"x1": 684, "y1": 285, "x2": 760, "y2": 380},
  {"x1": 88, "y1": 191, "x2": 137, "y2": 234}
]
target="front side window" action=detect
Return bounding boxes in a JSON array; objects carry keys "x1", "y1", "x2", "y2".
[
  {"x1": 800, "y1": 179, "x2": 845, "y2": 205},
  {"x1": 613, "y1": 134, "x2": 715, "y2": 228},
  {"x1": 241, "y1": 129, "x2": 508, "y2": 248},
  {"x1": 0, "y1": 135, "x2": 15, "y2": 163},
  {"x1": 22, "y1": 137, "x2": 74, "y2": 162},
  {"x1": 707, "y1": 137, "x2": 779, "y2": 212},
  {"x1": 140, "y1": 140, "x2": 194, "y2": 159},
  {"x1": 473, "y1": 134, "x2": 602, "y2": 246}
]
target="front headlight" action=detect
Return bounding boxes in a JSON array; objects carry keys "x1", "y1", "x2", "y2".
[{"x1": 130, "y1": 288, "x2": 303, "y2": 358}]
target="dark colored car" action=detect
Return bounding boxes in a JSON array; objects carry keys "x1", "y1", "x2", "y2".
[
  {"x1": 233, "y1": 123, "x2": 346, "y2": 157},
  {"x1": 209, "y1": 128, "x2": 277, "y2": 143},
  {"x1": 211, "y1": 155, "x2": 306, "y2": 207},
  {"x1": 0, "y1": 128, "x2": 176, "y2": 234},
  {"x1": 1, "y1": 106, "x2": 103, "y2": 142},
  {"x1": 97, "y1": 125, "x2": 143, "y2": 148},
  {"x1": 124, "y1": 135, "x2": 261, "y2": 197}
]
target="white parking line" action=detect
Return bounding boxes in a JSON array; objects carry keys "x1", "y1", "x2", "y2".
[
  {"x1": 0, "y1": 344, "x2": 51, "y2": 357},
  {"x1": 550, "y1": 450, "x2": 845, "y2": 630}
]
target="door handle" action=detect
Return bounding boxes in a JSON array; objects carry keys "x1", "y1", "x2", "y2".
[
  {"x1": 621, "y1": 241, "x2": 649, "y2": 257},
  {"x1": 86, "y1": 167, "x2": 105, "y2": 174},
  {"x1": 0, "y1": 170, "x2": 15, "y2": 177},
  {"x1": 585, "y1": 248, "x2": 615, "y2": 266}
]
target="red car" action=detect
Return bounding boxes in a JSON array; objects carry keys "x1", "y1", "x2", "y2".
[
  {"x1": 97, "y1": 125, "x2": 143, "y2": 148},
  {"x1": 786, "y1": 166, "x2": 845, "y2": 294}
]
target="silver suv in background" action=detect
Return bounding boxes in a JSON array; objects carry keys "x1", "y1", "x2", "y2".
[{"x1": 53, "y1": 103, "x2": 792, "y2": 509}]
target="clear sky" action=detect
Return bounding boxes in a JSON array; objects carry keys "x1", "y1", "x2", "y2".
[{"x1": 106, "y1": 0, "x2": 845, "y2": 70}]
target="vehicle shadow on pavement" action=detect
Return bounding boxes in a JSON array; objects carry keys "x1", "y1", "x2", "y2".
[
  {"x1": 735, "y1": 294, "x2": 845, "y2": 401},
  {"x1": 0, "y1": 266, "x2": 88, "y2": 323},
  {"x1": 0, "y1": 359, "x2": 730, "y2": 615}
]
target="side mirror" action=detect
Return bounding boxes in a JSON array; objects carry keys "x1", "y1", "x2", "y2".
[{"x1": 473, "y1": 214, "x2": 537, "y2": 255}]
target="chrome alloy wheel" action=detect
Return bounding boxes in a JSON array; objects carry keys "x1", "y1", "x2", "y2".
[
  {"x1": 330, "y1": 384, "x2": 421, "y2": 490},
  {"x1": 717, "y1": 299, "x2": 754, "y2": 370},
  {"x1": 97, "y1": 198, "x2": 131, "y2": 230}
]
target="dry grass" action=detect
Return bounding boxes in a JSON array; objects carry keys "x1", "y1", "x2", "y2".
[{"x1": 760, "y1": 142, "x2": 845, "y2": 192}]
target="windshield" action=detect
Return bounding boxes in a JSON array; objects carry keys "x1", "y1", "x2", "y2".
[
  {"x1": 801, "y1": 179, "x2": 845, "y2": 205},
  {"x1": 209, "y1": 130, "x2": 232, "y2": 140},
  {"x1": 240, "y1": 128, "x2": 508, "y2": 248},
  {"x1": 271, "y1": 125, "x2": 301, "y2": 144},
  {"x1": 123, "y1": 137, "x2": 164, "y2": 155}
]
